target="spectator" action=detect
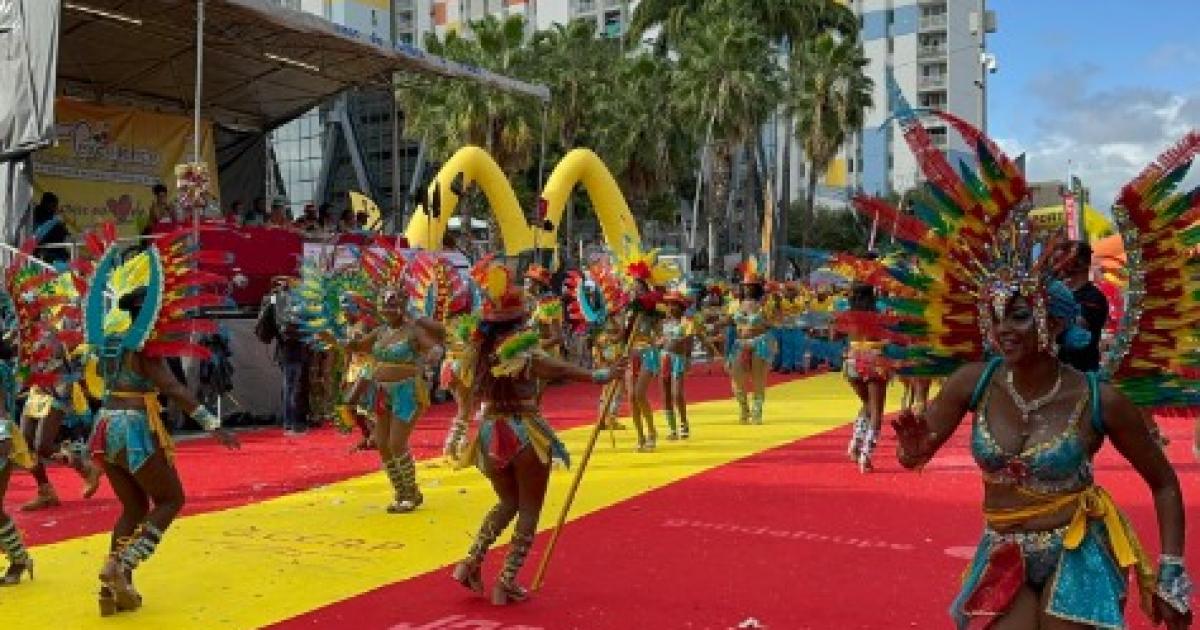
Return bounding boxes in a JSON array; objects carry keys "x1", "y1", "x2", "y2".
[
  {"x1": 257, "y1": 278, "x2": 311, "y2": 434},
  {"x1": 317, "y1": 203, "x2": 336, "y2": 231},
  {"x1": 1055, "y1": 241, "x2": 1108, "y2": 373},
  {"x1": 31, "y1": 192, "x2": 71, "y2": 267},
  {"x1": 246, "y1": 197, "x2": 268, "y2": 225},
  {"x1": 146, "y1": 183, "x2": 175, "y2": 231},
  {"x1": 337, "y1": 208, "x2": 356, "y2": 232},
  {"x1": 294, "y1": 203, "x2": 321, "y2": 233},
  {"x1": 225, "y1": 200, "x2": 244, "y2": 225},
  {"x1": 267, "y1": 198, "x2": 290, "y2": 227}
]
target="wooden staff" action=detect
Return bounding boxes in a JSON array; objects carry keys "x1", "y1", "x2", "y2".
[{"x1": 532, "y1": 311, "x2": 640, "y2": 591}]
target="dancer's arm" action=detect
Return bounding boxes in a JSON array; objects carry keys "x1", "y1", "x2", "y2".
[
  {"x1": 1101, "y1": 384, "x2": 1191, "y2": 628},
  {"x1": 531, "y1": 354, "x2": 626, "y2": 384},
  {"x1": 893, "y1": 362, "x2": 981, "y2": 469},
  {"x1": 137, "y1": 355, "x2": 240, "y2": 449}
]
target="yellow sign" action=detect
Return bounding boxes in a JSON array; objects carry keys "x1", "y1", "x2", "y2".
[{"x1": 31, "y1": 99, "x2": 218, "y2": 236}]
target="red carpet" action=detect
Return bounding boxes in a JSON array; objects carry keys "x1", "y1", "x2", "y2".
[
  {"x1": 8, "y1": 366, "x2": 794, "y2": 546},
  {"x1": 271, "y1": 415, "x2": 1200, "y2": 630}
]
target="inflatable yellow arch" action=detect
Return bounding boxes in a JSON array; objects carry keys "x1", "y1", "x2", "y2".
[{"x1": 403, "y1": 146, "x2": 641, "y2": 256}]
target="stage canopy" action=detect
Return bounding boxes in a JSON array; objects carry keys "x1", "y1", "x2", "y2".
[{"x1": 58, "y1": 0, "x2": 550, "y2": 133}]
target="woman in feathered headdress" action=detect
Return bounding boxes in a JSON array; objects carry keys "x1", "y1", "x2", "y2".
[
  {"x1": 660, "y1": 289, "x2": 699, "y2": 440},
  {"x1": 450, "y1": 256, "x2": 624, "y2": 605},
  {"x1": 870, "y1": 107, "x2": 1192, "y2": 627},
  {"x1": 615, "y1": 245, "x2": 678, "y2": 451},
  {"x1": 721, "y1": 257, "x2": 775, "y2": 424},
  {"x1": 333, "y1": 243, "x2": 441, "y2": 514},
  {"x1": 72, "y1": 225, "x2": 239, "y2": 615},
  {"x1": 0, "y1": 247, "x2": 79, "y2": 586}
]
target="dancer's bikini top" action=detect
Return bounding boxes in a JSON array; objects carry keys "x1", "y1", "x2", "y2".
[
  {"x1": 372, "y1": 331, "x2": 416, "y2": 364},
  {"x1": 106, "y1": 355, "x2": 155, "y2": 393},
  {"x1": 968, "y1": 358, "x2": 1102, "y2": 494}
]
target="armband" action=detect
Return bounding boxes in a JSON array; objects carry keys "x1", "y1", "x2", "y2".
[
  {"x1": 191, "y1": 406, "x2": 221, "y2": 432},
  {"x1": 591, "y1": 369, "x2": 611, "y2": 384},
  {"x1": 1157, "y1": 555, "x2": 1193, "y2": 615}
]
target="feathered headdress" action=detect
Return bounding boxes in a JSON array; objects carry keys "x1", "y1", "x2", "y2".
[
  {"x1": 845, "y1": 104, "x2": 1050, "y2": 375},
  {"x1": 562, "y1": 259, "x2": 630, "y2": 332},
  {"x1": 470, "y1": 255, "x2": 526, "y2": 321},
  {"x1": 294, "y1": 262, "x2": 375, "y2": 348},
  {"x1": 613, "y1": 237, "x2": 679, "y2": 289},
  {"x1": 410, "y1": 252, "x2": 468, "y2": 323},
  {"x1": 524, "y1": 263, "x2": 552, "y2": 287},
  {"x1": 738, "y1": 256, "x2": 765, "y2": 285},
  {"x1": 74, "y1": 224, "x2": 227, "y2": 369}
]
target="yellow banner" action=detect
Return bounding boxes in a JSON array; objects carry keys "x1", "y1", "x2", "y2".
[{"x1": 31, "y1": 99, "x2": 218, "y2": 237}]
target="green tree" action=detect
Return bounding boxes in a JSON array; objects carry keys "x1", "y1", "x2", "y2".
[
  {"x1": 673, "y1": 1, "x2": 780, "y2": 261},
  {"x1": 785, "y1": 32, "x2": 873, "y2": 267}
]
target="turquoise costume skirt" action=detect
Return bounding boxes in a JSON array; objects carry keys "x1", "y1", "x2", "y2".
[
  {"x1": 728, "y1": 334, "x2": 775, "y2": 367},
  {"x1": 88, "y1": 409, "x2": 161, "y2": 473},
  {"x1": 367, "y1": 378, "x2": 426, "y2": 423},
  {"x1": 637, "y1": 347, "x2": 663, "y2": 377},
  {"x1": 462, "y1": 412, "x2": 570, "y2": 472},
  {"x1": 951, "y1": 521, "x2": 1127, "y2": 629},
  {"x1": 665, "y1": 351, "x2": 689, "y2": 379}
]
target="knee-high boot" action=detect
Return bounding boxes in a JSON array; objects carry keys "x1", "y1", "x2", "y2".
[
  {"x1": 492, "y1": 531, "x2": 536, "y2": 605},
  {"x1": 386, "y1": 453, "x2": 422, "y2": 513},
  {"x1": 733, "y1": 387, "x2": 750, "y2": 424},
  {"x1": 452, "y1": 505, "x2": 513, "y2": 594},
  {"x1": 0, "y1": 519, "x2": 32, "y2": 586}
]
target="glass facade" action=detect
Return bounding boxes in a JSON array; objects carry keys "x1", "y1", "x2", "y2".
[{"x1": 271, "y1": 110, "x2": 325, "y2": 217}]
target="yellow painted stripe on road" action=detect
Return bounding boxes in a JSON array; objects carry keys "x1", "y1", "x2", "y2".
[{"x1": 0, "y1": 375, "x2": 884, "y2": 629}]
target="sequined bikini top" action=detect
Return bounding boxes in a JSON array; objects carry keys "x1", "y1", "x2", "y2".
[
  {"x1": 372, "y1": 332, "x2": 416, "y2": 364},
  {"x1": 968, "y1": 359, "x2": 1102, "y2": 494}
]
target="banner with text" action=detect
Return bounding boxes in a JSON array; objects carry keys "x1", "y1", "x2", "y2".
[{"x1": 32, "y1": 99, "x2": 217, "y2": 236}]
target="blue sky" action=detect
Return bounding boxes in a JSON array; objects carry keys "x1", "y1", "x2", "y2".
[{"x1": 987, "y1": 1, "x2": 1200, "y2": 208}]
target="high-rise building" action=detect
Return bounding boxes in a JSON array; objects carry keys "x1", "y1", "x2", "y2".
[
  {"x1": 855, "y1": 0, "x2": 995, "y2": 197},
  {"x1": 763, "y1": 0, "x2": 994, "y2": 208},
  {"x1": 431, "y1": 0, "x2": 638, "y2": 38},
  {"x1": 269, "y1": 1, "x2": 426, "y2": 219}
]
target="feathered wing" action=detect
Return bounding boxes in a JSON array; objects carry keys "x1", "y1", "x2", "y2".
[
  {"x1": 5, "y1": 241, "x2": 82, "y2": 388},
  {"x1": 1105, "y1": 131, "x2": 1200, "y2": 409}
]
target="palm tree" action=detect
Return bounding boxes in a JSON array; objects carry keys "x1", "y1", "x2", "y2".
[
  {"x1": 673, "y1": 2, "x2": 781, "y2": 262},
  {"x1": 399, "y1": 15, "x2": 538, "y2": 176},
  {"x1": 786, "y1": 32, "x2": 873, "y2": 266}
]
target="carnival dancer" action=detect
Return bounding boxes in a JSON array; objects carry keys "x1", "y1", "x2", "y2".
[
  {"x1": 839, "y1": 283, "x2": 892, "y2": 472},
  {"x1": 661, "y1": 290, "x2": 698, "y2": 440},
  {"x1": 0, "y1": 344, "x2": 34, "y2": 586},
  {"x1": 451, "y1": 256, "x2": 625, "y2": 605},
  {"x1": 563, "y1": 260, "x2": 632, "y2": 431},
  {"x1": 439, "y1": 277, "x2": 481, "y2": 459},
  {"x1": 0, "y1": 245, "x2": 86, "y2": 585},
  {"x1": 863, "y1": 109, "x2": 1193, "y2": 627},
  {"x1": 618, "y1": 248, "x2": 678, "y2": 451},
  {"x1": 724, "y1": 261, "x2": 775, "y2": 424},
  {"x1": 335, "y1": 245, "x2": 441, "y2": 514},
  {"x1": 73, "y1": 225, "x2": 240, "y2": 615}
]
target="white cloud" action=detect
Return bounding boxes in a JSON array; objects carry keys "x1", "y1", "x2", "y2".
[{"x1": 1011, "y1": 67, "x2": 1200, "y2": 208}]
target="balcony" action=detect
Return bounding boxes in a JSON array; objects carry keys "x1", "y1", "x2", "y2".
[
  {"x1": 918, "y1": 75, "x2": 946, "y2": 90},
  {"x1": 919, "y1": 14, "x2": 947, "y2": 31},
  {"x1": 574, "y1": 0, "x2": 597, "y2": 14},
  {"x1": 917, "y1": 45, "x2": 947, "y2": 60}
]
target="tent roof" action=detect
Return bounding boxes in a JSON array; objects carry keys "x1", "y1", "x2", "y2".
[{"x1": 58, "y1": 0, "x2": 549, "y2": 132}]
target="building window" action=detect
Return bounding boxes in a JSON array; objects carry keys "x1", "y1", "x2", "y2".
[
  {"x1": 887, "y1": 8, "x2": 894, "y2": 25},
  {"x1": 848, "y1": 158, "x2": 855, "y2": 173},
  {"x1": 603, "y1": 9, "x2": 621, "y2": 38},
  {"x1": 887, "y1": 37, "x2": 894, "y2": 54},
  {"x1": 919, "y1": 92, "x2": 947, "y2": 109}
]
